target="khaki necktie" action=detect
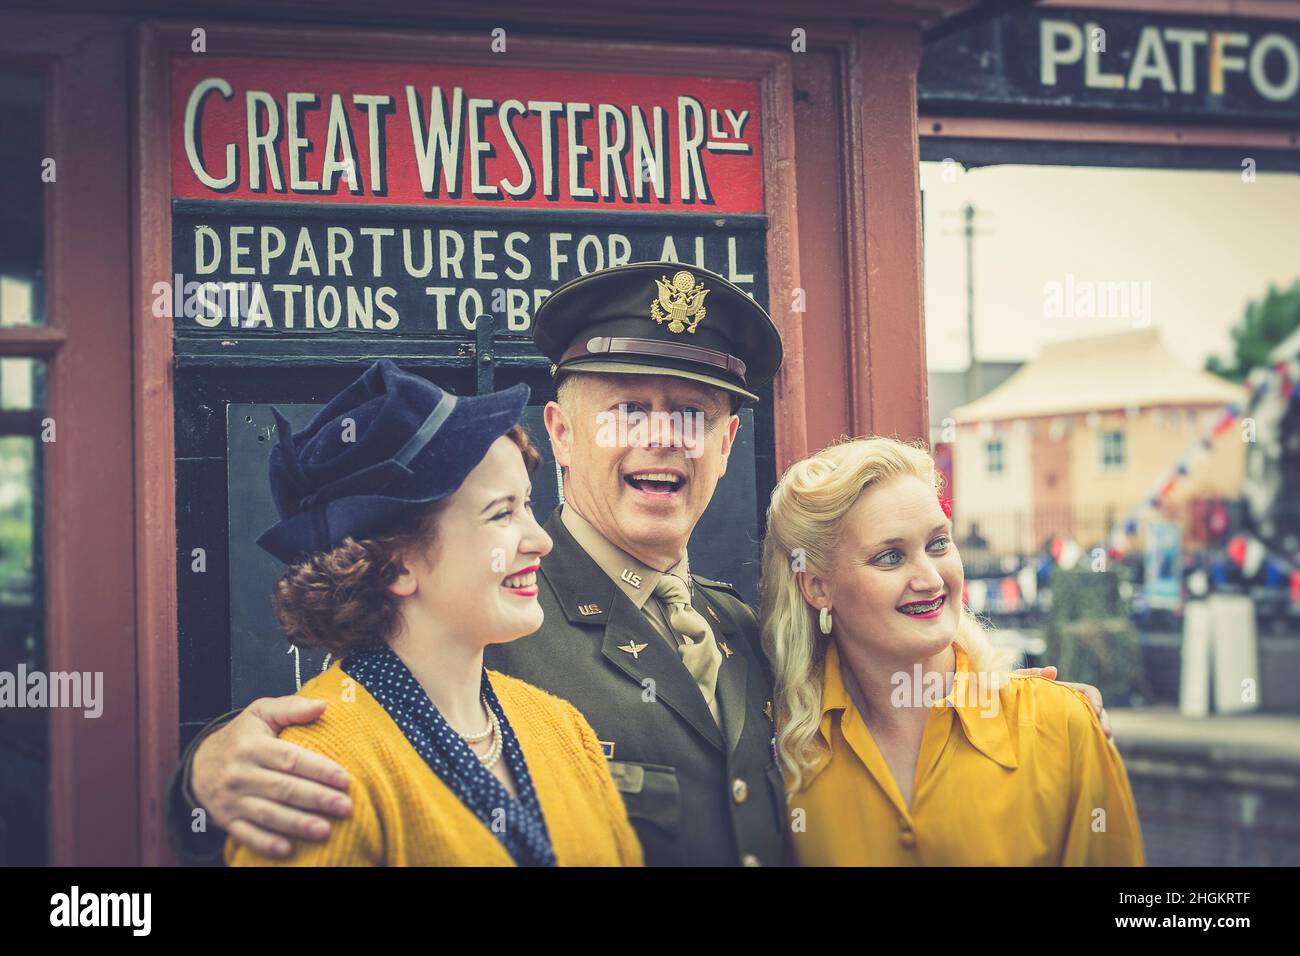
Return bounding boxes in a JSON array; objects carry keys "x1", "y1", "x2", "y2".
[{"x1": 653, "y1": 573, "x2": 723, "y2": 723}]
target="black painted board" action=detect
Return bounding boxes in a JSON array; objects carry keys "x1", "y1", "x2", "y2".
[
  {"x1": 920, "y1": 8, "x2": 1300, "y2": 125},
  {"x1": 171, "y1": 203, "x2": 769, "y2": 348}
]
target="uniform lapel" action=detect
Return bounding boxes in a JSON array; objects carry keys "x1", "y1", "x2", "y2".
[
  {"x1": 691, "y1": 583, "x2": 749, "y2": 757},
  {"x1": 539, "y1": 512, "x2": 725, "y2": 752},
  {"x1": 600, "y1": 595, "x2": 725, "y2": 751}
]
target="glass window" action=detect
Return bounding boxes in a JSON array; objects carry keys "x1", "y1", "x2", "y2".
[
  {"x1": 985, "y1": 438, "x2": 1003, "y2": 476},
  {"x1": 0, "y1": 70, "x2": 46, "y2": 866},
  {"x1": 1100, "y1": 429, "x2": 1126, "y2": 471},
  {"x1": 0, "y1": 358, "x2": 46, "y2": 411}
]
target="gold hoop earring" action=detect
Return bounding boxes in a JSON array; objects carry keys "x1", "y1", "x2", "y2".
[{"x1": 819, "y1": 606, "x2": 833, "y2": 635}]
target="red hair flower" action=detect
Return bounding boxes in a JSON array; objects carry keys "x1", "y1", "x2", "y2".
[{"x1": 938, "y1": 495, "x2": 953, "y2": 518}]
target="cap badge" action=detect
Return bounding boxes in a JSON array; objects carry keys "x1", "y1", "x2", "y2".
[{"x1": 651, "y1": 270, "x2": 710, "y2": 334}]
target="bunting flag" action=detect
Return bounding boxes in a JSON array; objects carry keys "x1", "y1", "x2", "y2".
[
  {"x1": 1265, "y1": 558, "x2": 1285, "y2": 588},
  {"x1": 1221, "y1": 531, "x2": 1300, "y2": 589},
  {"x1": 1000, "y1": 576, "x2": 1021, "y2": 612},
  {"x1": 1210, "y1": 560, "x2": 1230, "y2": 587},
  {"x1": 1016, "y1": 564, "x2": 1038, "y2": 606},
  {"x1": 1049, "y1": 535, "x2": 1082, "y2": 570},
  {"x1": 965, "y1": 572, "x2": 1037, "y2": 614},
  {"x1": 1105, "y1": 399, "x2": 1244, "y2": 557},
  {"x1": 1122, "y1": 353, "x2": 1300, "y2": 586},
  {"x1": 1226, "y1": 534, "x2": 1266, "y2": 578}
]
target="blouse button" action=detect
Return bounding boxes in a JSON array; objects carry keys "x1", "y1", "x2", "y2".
[
  {"x1": 732, "y1": 779, "x2": 749, "y2": 804},
  {"x1": 742, "y1": 853, "x2": 762, "y2": 867},
  {"x1": 898, "y1": 820, "x2": 916, "y2": 848}
]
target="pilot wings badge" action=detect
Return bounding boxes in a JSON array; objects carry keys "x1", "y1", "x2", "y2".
[
  {"x1": 651, "y1": 270, "x2": 710, "y2": 334},
  {"x1": 618, "y1": 641, "x2": 649, "y2": 660}
]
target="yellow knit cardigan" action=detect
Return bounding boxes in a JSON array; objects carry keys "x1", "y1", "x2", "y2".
[{"x1": 225, "y1": 661, "x2": 643, "y2": 866}]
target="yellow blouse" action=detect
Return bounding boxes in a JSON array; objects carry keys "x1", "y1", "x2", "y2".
[
  {"x1": 790, "y1": 642, "x2": 1145, "y2": 866},
  {"x1": 225, "y1": 663, "x2": 643, "y2": 866}
]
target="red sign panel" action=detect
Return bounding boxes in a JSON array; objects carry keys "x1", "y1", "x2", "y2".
[{"x1": 172, "y1": 56, "x2": 764, "y2": 212}]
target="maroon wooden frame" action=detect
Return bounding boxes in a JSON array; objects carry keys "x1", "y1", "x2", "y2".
[
  {"x1": 134, "y1": 17, "x2": 811, "y2": 863},
  {"x1": 0, "y1": 13, "x2": 138, "y2": 865}
]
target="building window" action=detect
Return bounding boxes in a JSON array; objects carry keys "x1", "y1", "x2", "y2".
[
  {"x1": 1100, "y1": 429, "x2": 1126, "y2": 471},
  {"x1": 985, "y1": 439, "x2": 1004, "y2": 476}
]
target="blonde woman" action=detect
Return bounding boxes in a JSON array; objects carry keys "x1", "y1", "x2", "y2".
[{"x1": 759, "y1": 437, "x2": 1144, "y2": 866}]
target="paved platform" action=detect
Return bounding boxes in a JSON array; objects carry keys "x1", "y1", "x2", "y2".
[{"x1": 1109, "y1": 706, "x2": 1300, "y2": 775}]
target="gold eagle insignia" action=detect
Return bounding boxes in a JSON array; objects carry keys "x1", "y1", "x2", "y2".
[{"x1": 651, "y1": 270, "x2": 710, "y2": 334}]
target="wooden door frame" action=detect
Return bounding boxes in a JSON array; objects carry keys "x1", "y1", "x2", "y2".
[
  {"x1": 135, "y1": 17, "x2": 809, "y2": 863},
  {"x1": 0, "y1": 12, "x2": 138, "y2": 865}
]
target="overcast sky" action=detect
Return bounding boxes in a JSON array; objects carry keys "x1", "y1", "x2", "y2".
[{"x1": 919, "y1": 161, "x2": 1300, "y2": 374}]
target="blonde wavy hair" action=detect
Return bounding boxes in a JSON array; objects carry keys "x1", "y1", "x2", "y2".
[{"x1": 758, "y1": 436, "x2": 1020, "y2": 793}]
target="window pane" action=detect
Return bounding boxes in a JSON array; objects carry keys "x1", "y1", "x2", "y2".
[
  {"x1": 0, "y1": 358, "x2": 46, "y2": 411},
  {"x1": 0, "y1": 435, "x2": 44, "y2": 865},
  {"x1": 0, "y1": 72, "x2": 45, "y2": 328}
]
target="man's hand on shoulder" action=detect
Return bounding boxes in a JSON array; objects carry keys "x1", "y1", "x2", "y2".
[
  {"x1": 191, "y1": 694, "x2": 354, "y2": 859},
  {"x1": 1013, "y1": 665, "x2": 1112, "y2": 740}
]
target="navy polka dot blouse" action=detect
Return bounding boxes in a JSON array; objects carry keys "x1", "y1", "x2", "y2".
[{"x1": 342, "y1": 645, "x2": 557, "y2": 867}]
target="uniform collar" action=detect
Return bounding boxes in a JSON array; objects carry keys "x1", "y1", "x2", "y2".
[
  {"x1": 559, "y1": 503, "x2": 690, "y2": 609},
  {"x1": 818, "y1": 640, "x2": 1018, "y2": 772}
]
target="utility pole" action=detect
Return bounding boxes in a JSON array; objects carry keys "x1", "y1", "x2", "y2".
[
  {"x1": 940, "y1": 197, "x2": 992, "y2": 419},
  {"x1": 943, "y1": 202, "x2": 991, "y2": 404}
]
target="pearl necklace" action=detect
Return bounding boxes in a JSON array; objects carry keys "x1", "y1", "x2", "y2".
[
  {"x1": 459, "y1": 695, "x2": 494, "y2": 743},
  {"x1": 458, "y1": 695, "x2": 503, "y2": 770}
]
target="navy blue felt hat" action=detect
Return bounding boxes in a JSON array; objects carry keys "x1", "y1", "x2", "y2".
[{"x1": 257, "y1": 360, "x2": 529, "y2": 564}]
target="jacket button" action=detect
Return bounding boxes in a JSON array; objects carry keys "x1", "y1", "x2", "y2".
[
  {"x1": 742, "y1": 854, "x2": 761, "y2": 867},
  {"x1": 732, "y1": 779, "x2": 749, "y2": 804}
]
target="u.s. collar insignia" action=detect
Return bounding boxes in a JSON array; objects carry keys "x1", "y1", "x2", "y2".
[
  {"x1": 651, "y1": 270, "x2": 710, "y2": 334},
  {"x1": 705, "y1": 604, "x2": 721, "y2": 623}
]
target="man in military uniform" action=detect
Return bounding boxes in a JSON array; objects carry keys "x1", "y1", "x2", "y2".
[
  {"x1": 165, "y1": 261, "x2": 1108, "y2": 866},
  {"x1": 482, "y1": 262, "x2": 789, "y2": 865}
]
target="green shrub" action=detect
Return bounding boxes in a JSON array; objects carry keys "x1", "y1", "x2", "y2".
[{"x1": 1044, "y1": 567, "x2": 1147, "y2": 706}]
